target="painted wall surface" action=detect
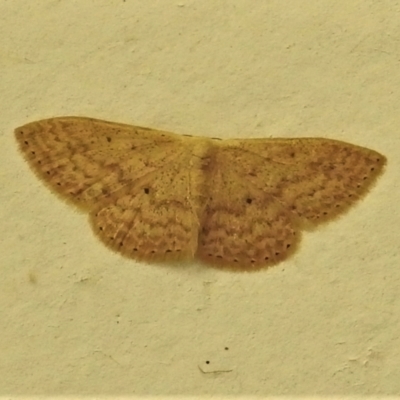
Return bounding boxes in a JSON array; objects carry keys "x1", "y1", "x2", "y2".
[{"x1": 0, "y1": 0, "x2": 398, "y2": 396}]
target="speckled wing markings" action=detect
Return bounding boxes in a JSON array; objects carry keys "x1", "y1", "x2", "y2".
[
  {"x1": 198, "y1": 139, "x2": 386, "y2": 269},
  {"x1": 15, "y1": 117, "x2": 189, "y2": 207},
  {"x1": 226, "y1": 138, "x2": 386, "y2": 223},
  {"x1": 14, "y1": 117, "x2": 210, "y2": 262},
  {"x1": 197, "y1": 154, "x2": 297, "y2": 269},
  {"x1": 89, "y1": 161, "x2": 206, "y2": 262},
  {"x1": 14, "y1": 116, "x2": 386, "y2": 271}
]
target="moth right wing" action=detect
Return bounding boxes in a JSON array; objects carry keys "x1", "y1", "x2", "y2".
[{"x1": 198, "y1": 137, "x2": 386, "y2": 270}]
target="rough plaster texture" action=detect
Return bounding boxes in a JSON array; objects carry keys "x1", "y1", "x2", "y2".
[{"x1": 0, "y1": 0, "x2": 399, "y2": 397}]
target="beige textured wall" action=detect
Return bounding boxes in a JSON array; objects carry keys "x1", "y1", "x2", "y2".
[{"x1": 1, "y1": 0, "x2": 399, "y2": 396}]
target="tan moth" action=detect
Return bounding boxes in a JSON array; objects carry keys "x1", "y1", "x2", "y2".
[{"x1": 15, "y1": 117, "x2": 386, "y2": 270}]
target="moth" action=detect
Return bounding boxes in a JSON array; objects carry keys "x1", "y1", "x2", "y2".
[{"x1": 15, "y1": 117, "x2": 386, "y2": 270}]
